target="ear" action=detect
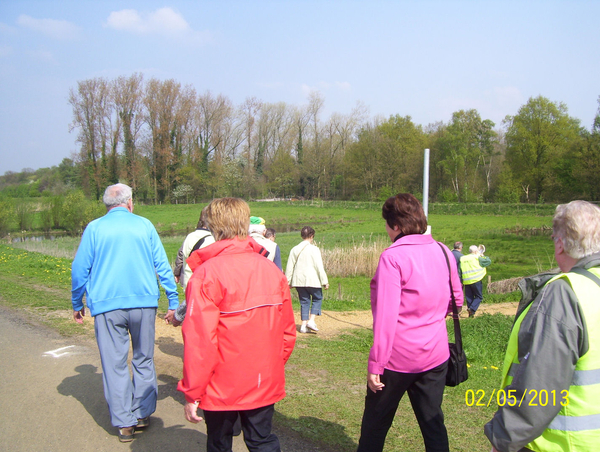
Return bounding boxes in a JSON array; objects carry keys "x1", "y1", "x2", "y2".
[
  {"x1": 393, "y1": 224, "x2": 400, "y2": 231},
  {"x1": 554, "y1": 237, "x2": 564, "y2": 255}
]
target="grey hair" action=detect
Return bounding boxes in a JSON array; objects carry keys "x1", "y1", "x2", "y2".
[
  {"x1": 103, "y1": 183, "x2": 132, "y2": 209},
  {"x1": 553, "y1": 200, "x2": 600, "y2": 259},
  {"x1": 248, "y1": 224, "x2": 266, "y2": 235},
  {"x1": 453, "y1": 241, "x2": 463, "y2": 250},
  {"x1": 469, "y1": 245, "x2": 479, "y2": 254}
]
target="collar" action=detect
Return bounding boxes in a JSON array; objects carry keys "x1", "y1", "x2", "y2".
[{"x1": 186, "y1": 237, "x2": 268, "y2": 273}]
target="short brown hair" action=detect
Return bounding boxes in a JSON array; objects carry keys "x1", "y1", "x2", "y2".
[
  {"x1": 382, "y1": 193, "x2": 427, "y2": 235},
  {"x1": 205, "y1": 198, "x2": 250, "y2": 241},
  {"x1": 196, "y1": 206, "x2": 209, "y2": 229},
  {"x1": 301, "y1": 226, "x2": 315, "y2": 239}
]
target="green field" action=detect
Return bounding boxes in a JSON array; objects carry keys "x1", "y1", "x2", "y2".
[{"x1": 2, "y1": 201, "x2": 558, "y2": 451}]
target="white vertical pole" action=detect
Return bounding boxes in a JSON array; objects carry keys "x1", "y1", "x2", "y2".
[
  {"x1": 423, "y1": 148, "x2": 430, "y2": 218},
  {"x1": 423, "y1": 149, "x2": 431, "y2": 234}
]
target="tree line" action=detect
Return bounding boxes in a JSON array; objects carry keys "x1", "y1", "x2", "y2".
[{"x1": 2, "y1": 73, "x2": 600, "y2": 205}]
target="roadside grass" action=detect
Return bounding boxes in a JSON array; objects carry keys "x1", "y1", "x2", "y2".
[
  {"x1": 279, "y1": 313, "x2": 513, "y2": 451},
  {"x1": 2, "y1": 201, "x2": 539, "y2": 451},
  {"x1": 0, "y1": 245, "x2": 178, "y2": 329}
]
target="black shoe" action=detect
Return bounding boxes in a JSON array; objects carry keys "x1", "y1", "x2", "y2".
[
  {"x1": 468, "y1": 308, "x2": 475, "y2": 318},
  {"x1": 118, "y1": 426, "x2": 135, "y2": 442},
  {"x1": 136, "y1": 417, "x2": 150, "y2": 429}
]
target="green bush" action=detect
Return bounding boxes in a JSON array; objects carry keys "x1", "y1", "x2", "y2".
[
  {"x1": 15, "y1": 201, "x2": 34, "y2": 231},
  {"x1": 62, "y1": 191, "x2": 104, "y2": 233},
  {"x1": 0, "y1": 197, "x2": 14, "y2": 235}
]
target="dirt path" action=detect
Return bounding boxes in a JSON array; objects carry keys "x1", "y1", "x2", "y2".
[{"x1": 1, "y1": 300, "x2": 517, "y2": 452}]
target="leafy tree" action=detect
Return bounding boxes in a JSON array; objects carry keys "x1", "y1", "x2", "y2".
[
  {"x1": 504, "y1": 96, "x2": 581, "y2": 203},
  {"x1": 344, "y1": 115, "x2": 427, "y2": 200},
  {"x1": 436, "y1": 109, "x2": 497, "y2": 202},
  {"x1": 68, "y1": 78, "x2": 112, "y2": 200}
]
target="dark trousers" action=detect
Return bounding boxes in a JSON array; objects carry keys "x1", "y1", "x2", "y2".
[
  {"x1": 356, "y1": 361, "x2": 449, "y2": 452},
  {"x1": 203, "y1": 404, "x2": 280, "y2": 452},
  {"x1": 465, "y1": 280, "x2": 483, "y2": 312}
]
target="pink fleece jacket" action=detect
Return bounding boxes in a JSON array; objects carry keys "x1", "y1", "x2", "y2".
[{"x1": 368, "y1": 234, "x2": 464, "y2": 375}]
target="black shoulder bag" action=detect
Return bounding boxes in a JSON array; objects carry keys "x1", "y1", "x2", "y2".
[{"x1": 438, "y1": 242, "x2": 469, "y2": 387}]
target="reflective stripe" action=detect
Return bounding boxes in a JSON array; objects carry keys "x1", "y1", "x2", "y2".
[
  {"x1": 548, "y1": 413, "x2": 600, "y2": 432},
  {"x1": 220, "y1": 303, "x2": 283, "y2": 315},
  {"x1": 507, "y1": 366, "x2": 600, "y2": 385},
  {"x1": 572, "y1": 368, "x2": 600, "y2": 386}
]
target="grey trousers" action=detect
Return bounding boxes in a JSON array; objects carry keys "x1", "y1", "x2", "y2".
[{"x1": 94, "y1": 308, "x2": 157, "y2": 428}]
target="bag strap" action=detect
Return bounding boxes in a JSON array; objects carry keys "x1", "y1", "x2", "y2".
[{"x1": 437, "y1": 242, "x2": 463, "y2": 352}]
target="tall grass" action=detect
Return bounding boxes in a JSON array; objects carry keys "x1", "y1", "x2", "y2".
[{"x1": 321, "y1": 236, "x2": 388, "y2": 277}]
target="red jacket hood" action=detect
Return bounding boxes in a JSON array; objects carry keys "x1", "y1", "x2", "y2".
[{"x1": 186, "y1": 237, "x2": 268, "y2": 273}]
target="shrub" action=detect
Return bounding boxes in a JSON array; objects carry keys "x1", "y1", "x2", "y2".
[
  {"x1": 15, "y1": 201, "x2": 34, "y2": 231},
  {"x1": 62, "y1": 191, "x2": 104, "y2": 233},
  {"x1": 0, "y1": 197, "x2": 14, "y2": 235}
]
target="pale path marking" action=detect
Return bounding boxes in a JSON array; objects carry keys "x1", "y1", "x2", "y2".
[{"x1": 43, "y1": 345, "x2": 76, "y2": 358}]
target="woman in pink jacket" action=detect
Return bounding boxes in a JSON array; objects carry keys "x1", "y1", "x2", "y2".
[{"x1": 357, "y1": 193, "x2": 463, "y2": 452}]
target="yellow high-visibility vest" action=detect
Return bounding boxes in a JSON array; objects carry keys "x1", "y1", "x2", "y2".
[
  {"x1": 460, "y1": 254, "x2": 486, "y2": 285},
  {"x1": 501, "y1": 269, "x2": 600, "y2": 451}
]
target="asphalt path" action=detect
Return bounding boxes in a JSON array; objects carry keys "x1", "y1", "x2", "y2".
[{"x1": 0, "y1": 306, "x2": 321, "y2": 452}]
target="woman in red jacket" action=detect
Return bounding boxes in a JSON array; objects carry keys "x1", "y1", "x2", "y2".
[{"x1": 178, "y1": 197, "x2": 297, "y2": 452}]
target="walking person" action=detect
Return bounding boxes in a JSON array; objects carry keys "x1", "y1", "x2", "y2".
[
  {"x1": 178, "y1": 197, "x2": 296, "y2": 452},
  {"x1": 71, "y1": 183, "x2": 179, "y2": 442},
  {"x1": 249, "y1": 216, "x2": 282, "y2": 270},
  {"x1": 171, "y1": 206, "x2": 215, "y2": 326},
  {"x1": 285, "y1": 226, "x2": 329, "y2": 333},
  {"x1": 356, "y1": 193, "x2": 463, "y2": 452},
  {"x1": 486, "y1": 200, "x2": 600, "y2": 451},
  {"x1": 460, "y1": 244, "x2": 491, "y2": 317}
]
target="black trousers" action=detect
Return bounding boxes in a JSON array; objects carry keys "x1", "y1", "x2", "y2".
[
  {"x1": 356, "y1": 361, "x2": 449, "y2": 452},
  {"x1": 203, "y1": 404, "x2": 280, "y2": 452}
]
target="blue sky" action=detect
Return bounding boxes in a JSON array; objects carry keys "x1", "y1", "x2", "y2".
[{"x1": 0, "y1": 0, "x2": 599, "y2": 175}]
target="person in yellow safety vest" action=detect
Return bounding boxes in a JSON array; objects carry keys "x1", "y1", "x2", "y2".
[
  {"x1": 460, "y1": 245, "x2": 491, "y2": 317},
  {"x1": 485, "y1": 200, "x2": 600, "y2": 452}
]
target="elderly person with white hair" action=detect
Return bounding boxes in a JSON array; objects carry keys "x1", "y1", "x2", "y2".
[
  {"x1": 485, "y1": 200, "x2": 600, "y2": 452},
  {"x1": 248, "y1": 216, "x2": 282, "y2": 270}
]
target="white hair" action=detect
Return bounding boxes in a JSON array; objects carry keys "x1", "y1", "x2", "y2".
[
  {"x1": 248, "y1": 224, "x2": 266, "y2": 235},
  {"x1": 553, "y1": 200, "x2": 600, "y2": 259},
  {"x1": 469, "y1": 245, "x2": 479, "y2": 254},
  {"x1": 103, "y1": 183, "x2": 132, "y2": 209}
]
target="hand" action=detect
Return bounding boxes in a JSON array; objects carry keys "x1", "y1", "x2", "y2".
[
  {"x1": 324, "y1": 284, "x2": 329, "y2": 290},
  {"x1": 174, "y1": 275, "x2": 180, "y2": 283},
  {"x1": 171, "y1": 317, "x2": 182, "y2": 327},
  {"x1": 184, "y1": 402, "x2": 203, "y2": 423},
  {"x1": 73, "y1": 308, "x2": 85, "y2": 324},
  {"x1": 367, "y1": 372, "x2": 385, "y2": 393},
  {"x1": 164, "y1": 310, "x2": 176, "y2": 325}
]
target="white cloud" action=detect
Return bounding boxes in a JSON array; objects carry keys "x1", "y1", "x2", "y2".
[
  {"x1": 16, "y1": 15, "x2": 81, "y2": 40},
  {"x1": 105, "y1": 7, "x2": 192, "y2": 37}
]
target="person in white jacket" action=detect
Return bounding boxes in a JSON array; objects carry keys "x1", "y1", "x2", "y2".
[{"x1": 285, "y1": 226, "x2": 329, "y2": 333}]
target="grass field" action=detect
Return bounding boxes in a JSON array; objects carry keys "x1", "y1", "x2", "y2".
[{"x1": 2, "y1": 201, "x2": 559, "y2": 451}]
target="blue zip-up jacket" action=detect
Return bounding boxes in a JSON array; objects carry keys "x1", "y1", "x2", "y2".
[{"x1": 71, "y1": 207, "x2": 179, "y2": 316}]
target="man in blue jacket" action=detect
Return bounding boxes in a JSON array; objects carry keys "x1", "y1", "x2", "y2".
[{"x1": 71, "y1": 183, "x2": 179, "y2": 442}]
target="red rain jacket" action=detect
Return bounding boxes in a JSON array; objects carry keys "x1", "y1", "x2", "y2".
[{"x1": 177, "y1": 237, "x2": 296, "y2": 411}]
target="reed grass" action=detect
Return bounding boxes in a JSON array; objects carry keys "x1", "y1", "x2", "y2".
[{"x1": 320, "y1": 236, "x2": 388, "y2": 277}]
